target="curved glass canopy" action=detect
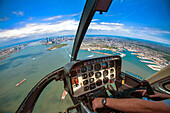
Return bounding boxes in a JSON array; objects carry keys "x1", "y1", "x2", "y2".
[{"x1": 0, "y1": 0, "x2": 169, "y2": 113}]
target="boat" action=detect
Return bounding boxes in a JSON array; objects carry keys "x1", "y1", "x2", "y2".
[
  {"x1": 61, "y1": 90, "x2": 68, "y2": 100},
  {"x1": 87, "y1": 54, "x2": 94, "y2": 58},
  {"x1": 120, "y1": 54, "x2": 126, "y2": 57},
  {"x1": 16, "y1": 79, "x2": 26, "y2": 87},
  {"x1": 65, "y1": 50, "x2": 71, "y2": 58}
]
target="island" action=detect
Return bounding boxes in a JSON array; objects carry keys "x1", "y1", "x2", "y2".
[{"x1": 46, "y1": 44, "x2": 68, "y2": 51}]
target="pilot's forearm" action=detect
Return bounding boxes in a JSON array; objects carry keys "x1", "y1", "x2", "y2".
[
  {"x1": 155, "y1": 93, "x2": 170, "y2": 99},
  {"x1": 106, "y1": 98, "x2": 170, "y2": 113}
]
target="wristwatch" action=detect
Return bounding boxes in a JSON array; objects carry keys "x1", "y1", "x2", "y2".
[{"x1": 102, "y1": 98, "x2": 107, "y2": 106}]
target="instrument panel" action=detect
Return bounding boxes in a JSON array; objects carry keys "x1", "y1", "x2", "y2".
[{"x1": 64, "y1": 55, "x2": 121, "y2": 97}]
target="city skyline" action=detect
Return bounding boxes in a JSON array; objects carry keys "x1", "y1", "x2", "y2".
[{"x1": 0, "y1": 0, "x2": 170, "y2": 47}]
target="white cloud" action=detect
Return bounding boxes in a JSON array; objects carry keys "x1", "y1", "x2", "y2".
[
  {"x1": 42, "y1": 13, "x2": 80, "y2": 21},
  {"x1": 100, "y1": 22, "x2": 124, "y2": 26},
  {"x1": 43, "y1": 15, "x2": 62, "y2": 21},
  {"x1": 68, "y1": 13, "x2": 80, "y2": 17},
  {"x1": 88, "y1": 22, "x2": 170, "y2": 44},
  {"x1": 0, "y1": 19, "x2": 169, "y2": 45},
  {"x1": 12, "y1": 11, "x2": 24, "y2": 16},
  {"x1": 0, "y1": 17, "x2": 10, "y2": 21},
  {"x1": 92, "y1": 19, "x2": 99, "y2": 22},
  {"x1": 0, "y1": 20, "x2": 78, "y2": 40}
]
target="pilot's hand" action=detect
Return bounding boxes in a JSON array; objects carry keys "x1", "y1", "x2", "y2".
[
  {"x1": 92, "y1": 98, "x2": 104, "y2": 112},
  {"x1": 136, "y1": 90, "x2": 170, "y2": 99}
]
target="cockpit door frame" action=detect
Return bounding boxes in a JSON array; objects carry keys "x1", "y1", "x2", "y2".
[
  {"x1": 71, "y1": 0, "x2": 113, "y2": 61},
  {"x1": 147, "y1": 65, "x2": 170, "y2": 94}
]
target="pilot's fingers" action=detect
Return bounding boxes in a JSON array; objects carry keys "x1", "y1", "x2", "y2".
[
  {"x1": 92, "y1": 99, "x2": 95, "y2": 110},
  {"x1": 149, "y1": 95, "x2": 157, "y2": 98},
  {"x1": 93, "y1": 107, "x2": 97, "y2": 112},
  {"x1": 92, "y1": 100, "x2": 97, "y2": 112},
  {"x1": 136, "y1": 90, "x2": 146, "y2": 96},
  {"x1": 92, "y1": 99, "x2": 95, "y2": 104}
]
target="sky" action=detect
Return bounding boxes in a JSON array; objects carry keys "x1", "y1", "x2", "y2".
[{"x1": 0, "y1": 0, "x2": 170, "y2": 47}]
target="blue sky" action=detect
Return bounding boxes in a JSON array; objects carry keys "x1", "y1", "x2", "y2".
[{"x1": 0, "y1": 0, "x2": 170, "y2": 47}]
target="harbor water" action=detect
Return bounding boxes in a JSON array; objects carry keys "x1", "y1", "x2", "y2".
[{"x1": 0, "y1": 41, "x2": 157, "y2": 113}]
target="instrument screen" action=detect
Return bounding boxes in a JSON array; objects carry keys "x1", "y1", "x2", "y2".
[{"x1": 65, "y1": 55, "x2": 121, "y2": 97}]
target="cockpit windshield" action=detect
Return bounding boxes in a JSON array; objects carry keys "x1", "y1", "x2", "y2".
[
  {"x1": 78, "y1": 0, "x2": 170, "y2": 79},
  {"x1": 0, "y1": 0, "x2": 169, "y2": 113}
]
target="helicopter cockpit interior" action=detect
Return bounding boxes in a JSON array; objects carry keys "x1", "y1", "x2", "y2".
[
  {"x1": 65, "y1": 55, "x2": 121, "y2": 97},
  {"x1": 16, "y1": 0, "x2": 170, "y2": 113}
]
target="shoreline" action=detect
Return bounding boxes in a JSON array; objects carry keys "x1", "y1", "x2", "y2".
[
  {"x1": 0, "y1": 55, "x2": 11, "y2": 60},
  {"x1": 129, "y1": 50, "x2": 167, "y2": 71},
  {"x1": 146, "y1": 64, "x2": 161, "y2": 71},
  {"x1": 81, "y1": 48, "x2": 126, "y2": 57},
  {"x1": 140, "y1": 60, "x2": 155, "y2": 64},
  {"x1": 91, "y1": 51, "x2": 112, "y2": 56},
  {"x1": 82, "y1": 47, "x2": 164, "y2": 71}
]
